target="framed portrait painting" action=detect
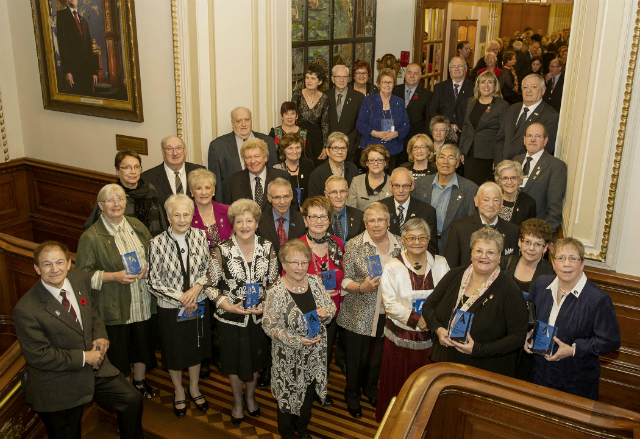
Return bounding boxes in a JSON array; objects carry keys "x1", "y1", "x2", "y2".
[{"x1": 31, "y1": 0, "x2": 143, "y2": 122}]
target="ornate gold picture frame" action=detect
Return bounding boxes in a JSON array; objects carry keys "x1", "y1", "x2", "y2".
[{"x1": 31, "y1": 0, "x2": 143, "y2": 122}]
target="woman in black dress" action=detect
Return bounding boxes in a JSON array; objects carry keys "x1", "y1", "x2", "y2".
[
  {"x1": 458, "y1": 71, "x2": 510, "y2": 186},
  {"x1": 495, "y1": 160, "x2": 536, "y2": 227},
  {"x1": 291, "y1": 63, "x2": 330, "y2": 166},
  {"x1": 208, "y1": 199, "x2": 279, "y2": 426},
  {"x1": 272, "y1": 133, "x2": 315, "y2": 206},
  {"x1": 268, "y1": 102, "x2": 310, "y2": 158}
]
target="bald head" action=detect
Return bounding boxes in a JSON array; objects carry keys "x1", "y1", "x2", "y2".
[
  {"x1": 405, "y1": 63, "x2": 422, "y2": 88},
  {"x1": 231, "y1": 107, "x2": 252, "y2": 139}
]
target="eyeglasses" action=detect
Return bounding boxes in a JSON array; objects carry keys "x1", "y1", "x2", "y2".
[
  {"x1": 549, "y1": 64, "x2": 561, "y2": 69},
  {"x1": 306, "y1": 215, "x2": 329, "y2": 222},
  {"x1": 333, "y1": 75, "x2": 349, "y2": 80},
  {"x1": 404, "y1": 236, "x2": 428, "y2": 244},
  {"x1": 366, "y1": 218, "x2": 388, "y2": 225},
  {"x1": 522, "y1": 239, "x2": 545, "y2": 249},
  {"x1": 354, "y1": 71, "x2": 368, "y2": 76},
  {"x1": 525, "y1": 134, "x2": 544, "y2": 140},
  {"x1": 500, "y1": 176, "x2": 519, "y2": 182},
  {"x1": 368, "y1": 158, "x2": 385, "y2": 165},
  {"x1": 119, "y1": 165, "x2": 141, "y2": 172},
  {"x1": 270, "y1": 195, "x2": 292, "y2": 202},
  {"x1": 554, "y1": 255, "x2": 582, "y2": 263},
  {"x1": 286, "y1": 260, "x2": 310, "y2": 267},
  {"x1": 329, "y1": 146, "x2": 348, "y2": 152},
  {"x1": 103, "y1": 198, "x2": 126, "y2": 205},
  {"x1": 327, "y1": 190, "x2": 348, "y2": 196},
  {"x1": 163, "y1": 146, "x2": 184, "y2": 153},
  {"x1": 472, "y1": 249, "x2": 499, "y2": 258},
  {"x1": 380, "y1": 81, "x2": 394, "y2": 86},
  {"x1": 391, "y1": 184, "x2": 412, "y2": 190},
  {"x1": 413, "y1": 146, "x2": 429, "y2": 152}
]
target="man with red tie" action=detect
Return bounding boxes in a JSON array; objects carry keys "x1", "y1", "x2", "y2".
[
  {"x1": 56, "y1": 0, "x2": 98, "y2": 95},
  {"x1": 13, "y1": 241, "x2": 143, "y2": 439}
]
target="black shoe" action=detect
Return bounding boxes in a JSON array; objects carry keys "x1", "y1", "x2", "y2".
[
  {"x1": 256, "y1": 368, "x2": 270, "y2": 390},
  {"x1": 347, "y1": 406, "x2": 362, "y2": 419},
  {"x1": 367, "y1": 396, "x2": 377, "y2": 408},
  {"x1": 230, "y1": 414, "x2": 245, "y2": 426},
  {"x1": 314, "y1": 393, "x2": 333, "y2": 407},
  {"x1": 243, "y1": 393, "x2": 260, "y2": 417},
  {"x1": 173, "y1": 399, "x2": 187, "y2": 418},
  {"x1": 188, "y1": 388, "x2": 209, "y2": 412},
  {"x1": 133, "y1": 379, "x2": 156, "y2": 399},
  {"x1": 200, "y1": 361, "x2": 211, "y2": 380}
]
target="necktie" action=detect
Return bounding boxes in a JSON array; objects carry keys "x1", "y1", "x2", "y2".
[
  {"x1": 514, "y1": 107, "x2": 529, "y2": 134},
  {"x1": 397, "y1": 205, "x2": 405, "y2": 228},
  {"x1": 254, "y1": 176, "x2": 263, "y2": 207},
  {"x1": 551, "y1": 76, "x2": 556, "y2": 93},
  {"x1": 333, "y1": 212, "x2": 345, "y2": 242},
  {"x1": 454, "y1": 84, "x2": 459, "y2": 101},
  {"x1": 174, "y1": 171, "x2": 183, "y2": 194},
  {"x1": 523, "y1": 156, "x2": 533, "y2": 177},
  {"x1": 336, "y1": 94, "x2": 343, "y2": 120},
  {"x1": 277, "y1": 217, "x2": 287, "y2": 246},
  {"x1": 60, "y1": 290, "x2": 81, "y2": 327},
  {"x1": 405, "y1": 88, "x2": 411, "y2": 107},
  {"x1": 73, "y1": 11, "x2": 82, "y2": 35}
]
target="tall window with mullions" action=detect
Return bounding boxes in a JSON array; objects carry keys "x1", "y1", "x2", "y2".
[{"x1": 292, "y1": 0, "x2": 377, "y2": 92}]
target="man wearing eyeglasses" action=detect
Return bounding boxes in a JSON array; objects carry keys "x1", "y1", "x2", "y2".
[
  {"x1": 379, "y1": 168, "x2": 439, "y2": 255},
  {"x1": 325, "y1": 175, "x2": 365, "y2": 244},
  {"x1": 326, "y1": 65, "x2": 365, "y2": 165},
  {"x1": 308, "y1": 131, "x2": 359, "y2": 198},
  {"x1": 393, "y1": 63, "x2": 432, "y2": 165},
  {"x1": 513, "y1": 123, "x2": 567, "y2": 233},
  {"x1": 444, "y1": 181, "x2": 519, "y2": 268},
  {"x1": 257, "y1": 178, "x2": 306, "y2": 257},
  {"x1": 141, "y1": 135, "x2": 205, "y2": 219},
  {"x1": 543, "y1": 58, "x2": 565, "y2": 112},
  {"x1": 495, "y1": 74, "x2": 559, "y2": 163}
]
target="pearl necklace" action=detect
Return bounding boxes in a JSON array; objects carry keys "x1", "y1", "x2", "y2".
[{"x1": 284, "y1": 276, "x2": 307, "y2": 293}]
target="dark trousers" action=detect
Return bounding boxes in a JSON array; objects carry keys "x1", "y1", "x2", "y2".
[
  {"x1": 277, "y1": 380, "x2": 315, "y2": 439},
  {"x1": 38, "y1": 374, "x2": 144, "y2": 439},
  {"x1": 325, "y1": 318, "x2": 339, "y2": 371},
  {"x1": 344, "y1": 316, "x2": 385, "y2": 408},
  {"x1": 334, "y1": 325, "x2": 346, "y2": 369}
]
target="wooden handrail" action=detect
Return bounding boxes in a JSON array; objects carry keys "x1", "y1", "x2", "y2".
[{"x1": 0, "y1": 341, "x2": 25, "y2": 410}]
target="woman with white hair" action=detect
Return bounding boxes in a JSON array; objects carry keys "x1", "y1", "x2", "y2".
[
  {"x1": 147, "y1": 194, "x2": 215, "y2": 418},
  {"x1": 76, "y1": 183, "x2": 157, "y2": 400}
]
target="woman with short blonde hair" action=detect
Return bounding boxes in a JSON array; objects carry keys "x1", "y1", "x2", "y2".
[
  {"x1": 401, "y1": 134, "x2": 437, "y2": 179},
  {"x1": 347, "y1": 144, "x2": 393, "y2": 211}
]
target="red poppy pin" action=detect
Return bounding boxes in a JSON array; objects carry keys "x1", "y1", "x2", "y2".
[
  {"x1": 413, "y1": 95, "x2": 418, "y2": 100},
  {"x1": 80, "y1": 298, "x2": 87, "y2": 306},
  {"x1": 486, "y1": 106, "x2": 491, "y2": 113},
  {"x1": 274, "y1": 137, "x2": 279, "y2": 144}
]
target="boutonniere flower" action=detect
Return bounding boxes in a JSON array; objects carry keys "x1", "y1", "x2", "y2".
[
  {"x1": 274, "y1": 137, "x2": 279, "y2": 144},
  {"x1": 486, "y1": 106, "x2": 491, "y2": 113},
  {"x1": 413, "y1": 94, "x2": 418, "y2": 100},
  {"x1": 80, "y1": 298, "x2": 87, "y2": 306}
]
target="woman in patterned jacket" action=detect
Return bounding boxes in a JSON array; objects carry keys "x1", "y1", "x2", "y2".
[
  {"x1": 147, "y1": 194, "x2": 216, "y2": 418},
  {"x1": 207, "y1": 199, "x2": 279, "y2": 426},
  {"x1": 263, "y1": 239, "x2": 336, "y2": 439}
]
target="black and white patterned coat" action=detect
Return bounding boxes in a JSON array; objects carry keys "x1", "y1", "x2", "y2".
[
  {"x1": 147, "y1": 227, "x2": 215, "y2": 309},
  {"x1": 208, "y1": 235, "x2": 279, "y2": 326},
  {"x1": 262, "y1": 276, "x2": 336, "y2": 415}
]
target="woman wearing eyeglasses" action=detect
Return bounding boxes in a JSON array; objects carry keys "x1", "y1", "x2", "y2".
[
  {"x1": 347, "y1": 144, "x2": 393, "y2": 211},
  {"x1": 338, "y1": 202, "x2": 403, "y2": 419},
  {"x1": 84, "y1": 150, "x2": 167, "y2": 236},
  {"x1": 356, "y1": 68, "x2": 410, "y2": 170},
  {"x1": 272, "y1": 132, "x2": 316, "y2": 206},
  {"x1": 423, "y1": 227, "x2": 528, "y2": 378},
  {"x1": 376, "y1": 218, "x2": 449, "y2": 421},
  {"x1": 349, "y1": 60, "x2": 379, "y2": 97},
  {"x1": 400, "y1": 134, "x2": 437, "y2": 180},
  {"x1": 298, "y1": 196, "x2": 345, "y2": 407},
  {"x1": 495, "y1": 160, "x2": 536, "y2": 227},
  {"x1": 524, "y1": 238, "x2": 620, "y2": 400}
]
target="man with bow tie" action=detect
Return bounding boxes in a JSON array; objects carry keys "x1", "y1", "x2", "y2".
[{"x1": 13, "y1": 241, "x2": 143, "y2": 439}]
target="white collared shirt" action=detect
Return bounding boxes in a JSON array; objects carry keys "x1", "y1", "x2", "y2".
[
  {"x1": 520, "y1": 148, "x2": 545, "y2": 186},
  {"x1": 164, "y1": 162, "x2": 186, "y2": 195},
  {"x1": 249, "y1": 167, "x2": 268, "y2": 201},
  {"x1": 481, "y1": 215, "x2": 499, "y2": 227},
  {"x1": 546, "y1": 273, "x2": 588, "y2": 327},
  {"x1": 236, "y1": 132, "x2": 256, "y2": 169},
  {"x1": 516, "y1": 99, "x2": 543, "y2": 123},
  {"x1": 452, "y1": 78, "x2": 465, "y2": 93},
  {"x1": 42, "y1": 278, "x2": 84, "y2": 329},
  {"x1": 394, "y1": 198, "x2": 411, "y2": 221}
]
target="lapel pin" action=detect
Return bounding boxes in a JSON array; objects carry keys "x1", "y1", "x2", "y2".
[
  {"x1": 457, "y1": 195, "x2": 462, "y2": 200},
  {"x1": 490, "y1": 295, "x2": 494, "y2": 300},
  {"x1": 291, "y1": 223, "x2": 296, "y2": 227},
  {"x1": 55, "y1": 310, "x2": 60, "y2": 316},
  {"x1": 80, "y1": 298, "x2": 87, "y2": 306},
  {"x1": 483, "y1": 298, "x2": 488, "y2": 305},
  {"x1": 411, "y1": 213, "x2": 415, "y2": 217},
  {"x1": 534, "y1": 113, "x2": 539, "y2": 116}
]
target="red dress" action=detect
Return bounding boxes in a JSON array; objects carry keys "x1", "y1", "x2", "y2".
[
  {"x1": 477, "y1": 66, "x2": 503, "y2": 78},
  {"x1": 299, "y1": 235, "x2": 344, "y2": 315}
]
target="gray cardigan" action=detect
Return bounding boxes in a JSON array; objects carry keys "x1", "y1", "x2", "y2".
[{"x1": 346, "y1": 173, "x2": 393, "y2": 211}]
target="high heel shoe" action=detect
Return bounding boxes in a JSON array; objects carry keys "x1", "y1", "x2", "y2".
[
  {"x1": 187, "y1": 388, "x2": 209, "y2": 412},
  {"x1": 230, "y1": 412, "x2": 245, "y2": 426},
  {"x1": 173, "y1": 396, "x2": 187, "y2": 418},
  {"x1": 243, "y1": 393, "x2": 260, "y2": 418}
]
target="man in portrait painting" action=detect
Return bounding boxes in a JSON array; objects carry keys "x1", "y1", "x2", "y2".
[{"x1": 56, "y1": 0, "x2": 98, "y2": 95}]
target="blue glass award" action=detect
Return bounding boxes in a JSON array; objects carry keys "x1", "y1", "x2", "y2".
[
  {"x1": 177, "y1": 301, "x2": 205, "y2": 321},
  {"x1": 412, "y1": 298, "x2": 427, "y2": 313},
  {"x1": 532, "y1": 320, "x2": 558, "y2": 356},
  {"x1": 245, "y1": 283, "x2": 260, "y2": 308},
  {"x1": 321, "y1": 270, "x2": 336, "y2": 290},
  {"x1": 366, "y1": 255, "x2": 383, "y2": 279},
  {"x1": 302, "y1": 309, "x2": 321, "y2": 339},
  {"x1": 449, "y1": 309, "x2": 474, "y2": 343},
  {"x1": 121, "y1": 251, "x2": 141, "y2": 275}
]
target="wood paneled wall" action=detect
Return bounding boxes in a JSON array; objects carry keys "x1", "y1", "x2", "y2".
[{"x1": 499, "y1": 5, "x2": 550, "y2": 40}]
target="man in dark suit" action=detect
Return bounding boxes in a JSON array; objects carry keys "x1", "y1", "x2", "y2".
[
  {"x1": 514, "y1": 123, "x2": 567, "y2": 233},
  {"x1": 56, "y1": 0, "x2": 97, "y2": 95},
  {"x1": 326, "y1": 65, "x2": 365, "y2": 164},
  {"x1": 140, "y1": 135, "x2": 205, "y2": 219},
  {"x1": 223, "y1": 138, "x2": 290, "y2": 209},
  {"x1": 325, "y1": 175, "x2": 365, "y2": 243},
  {"x1": 543, "y1": 58, "x2": 565, "y2": 113},
  {"x1": 428, "y1": 57, "x2": 473, "y2": 143},
  {"x1": 393, "y1": 63, "x2": 432, "y2": 164},
  {"x1": 13, "y1": 241, "x2": 143, "y2": 439},
  {"x1": 494, "y1": 74, "x2": 559, "y2": 163},
  {"x1": 380, "y1": 168, "x2": 439, "y2": 255},
  {"x1": 413, "y1": 144, "x2": 478, "y2": 255},
  {"x1": 208, "y1": 107, "x2": 278, "y2": 202},
  {"x1": 444, "y1": 182, "x2": 519, "y2": 268},
  {"x1": 514, "y1": 41, "x2": 533, "y2": 83},
  {"x1": 457, "y1": 41, "x2": 471, "y2": 72},
  {"x1": 257, "y1": 178, "x2": 306, "y2": 256},
  {"x1": 308, "y1": 132, "x2": 359, "y2": 198}
]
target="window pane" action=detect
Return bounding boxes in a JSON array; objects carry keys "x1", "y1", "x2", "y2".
[
  {"x1": 292, "y1": 47, "x2": 305, "y2": 91},
  {"x1": 356, "y1": 0, "x2": 375, "y2": 37},
  {"x1": 332, "y1": 43, "x2": 353, "y2": 74},
  {"x1": 308, "y1": 45, "x2": 330, "y2": 70},
  {"x1": 355, "y1": 42, "x2": 373, "y2": 74},
  {"x1": 308, "y1": 0, "x2": 331, "y2": 41},
  {"x1": 292, "y1": 0, "x2": 306, "y2": 42},
  {"x1": 333, "y1": 0, "x2": 354, "y2": 39}
]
